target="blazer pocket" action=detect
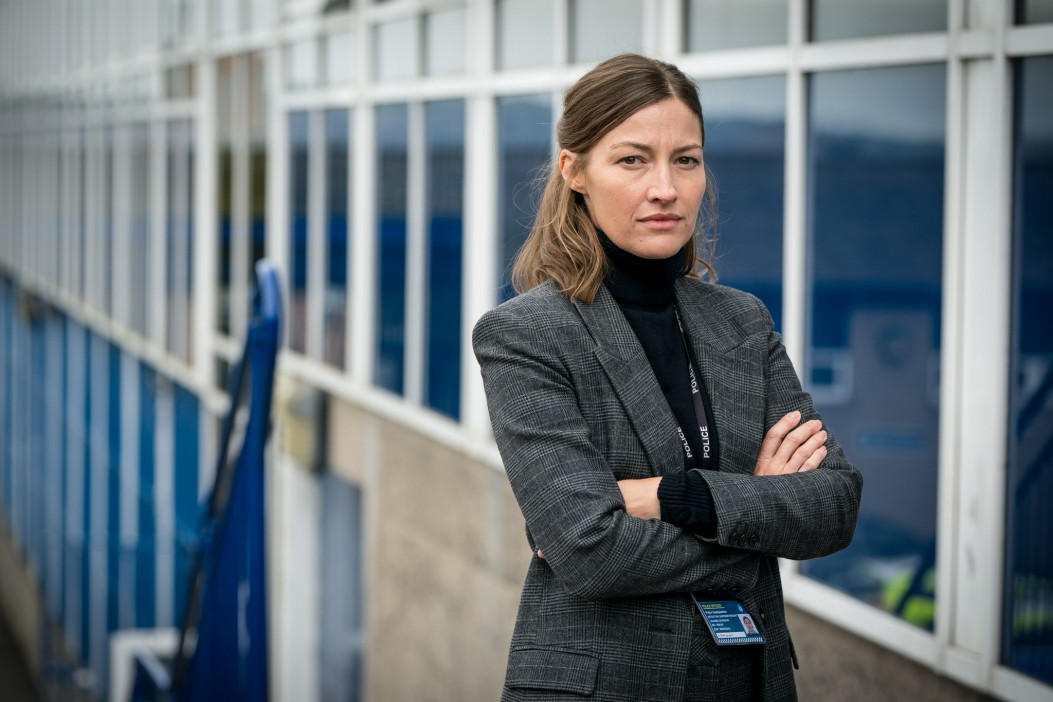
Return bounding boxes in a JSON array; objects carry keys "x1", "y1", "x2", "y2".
[{"x1": 505, "y1": 647, "x2": 600, "y2": 696}]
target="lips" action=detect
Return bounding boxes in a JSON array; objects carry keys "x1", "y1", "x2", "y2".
[{"x1": 640, "y1": 213, "x2": 682, "y2": 222}]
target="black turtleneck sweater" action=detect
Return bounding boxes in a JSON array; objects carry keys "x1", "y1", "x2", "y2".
[{"x1": 600, "y1": 233, "x2": 718, "y2": 536}]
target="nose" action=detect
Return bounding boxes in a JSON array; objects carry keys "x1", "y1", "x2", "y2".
[{"x1": 646, "y1": 165, "x2": 677, "y2": 203}]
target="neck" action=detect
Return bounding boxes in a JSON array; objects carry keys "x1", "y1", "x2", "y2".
[{"x1": 600, "y1": 231, "x2": 683, "y2": 306}]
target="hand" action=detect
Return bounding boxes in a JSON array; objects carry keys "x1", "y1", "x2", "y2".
[
  {"x1": 754, "y1": 410, "x2": 828, "y2": 476},
  {"x1": 617, "y1": 477, "x2": 663, "y2": 520}
]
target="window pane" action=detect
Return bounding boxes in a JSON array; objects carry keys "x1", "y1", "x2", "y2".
[
  {"x1": 286, "y1": 38, "x2": 318, "y2": 90},
  {"x1": 686, "y1": 0, "x2": 787, "y2": 52},
  {"x1": 375, "y1": 104, "x2": 409, "y2": 395},
  {"x1": 800, "y1": 65, "x2": 946, "y2": 632},
  {"x1": 130, "y1": 123, "x2": 150, "y2": 337},
  {"x1": 425, "y1": 8, "x2": 466, "y2": 76},
  {"x1": 217, "y1": 58, "x2": 235, "y2": 336},
  {"x1": 288, "y1": 111, "x2": 309, "y2": 354},
  {"x1": 1004, "y1": 55, "x2": 1053, "y2": 687},
  {"x1": 424, "y1": 100, "x2": 465, "y2": 420},
  {"x1": 324, "y1": 31, "x2": 355, "y2": 86},
  {"x1": 497, "y1": 94, "x2": 552, "y2": 300},
  {"x1": 249, "y1": 54, "x2": 268, "y2": 313},
  {"x1": 699, "y1": 75, "x2": 785, "y2": 328},
  {"x1": 166, "y1": 118, "x2": 194, "y2": 363},
  {"x1": 811, "y1": 0, "x2": 946, "y2": 41},
  {"x1": 374, "y1": 18, "x2": 416, "y2": 82},
  {"x1": 496, "y1": 0, "x2": 554, "y2": 70},
  {"x1": 324, "y1": 108, "x2": 350, "y2": 370},
  {"x1": 571, "y1": 0, "x2": 644, "y2": 63},
  {"x1": 1019, "y1": 0, "x2": 1053, "y2": 23}
]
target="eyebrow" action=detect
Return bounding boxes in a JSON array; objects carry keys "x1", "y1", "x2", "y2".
[{"x1": 608, "y1": 141, "x2": 703, "y2": 154}]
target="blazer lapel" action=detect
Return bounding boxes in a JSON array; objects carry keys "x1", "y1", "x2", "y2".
[
  {"x1": 572, "y1": 287, "x2": 685, "y2": 476},
  {"x1": 673, "y1": 279, "x2": 766, "y2": 476}
]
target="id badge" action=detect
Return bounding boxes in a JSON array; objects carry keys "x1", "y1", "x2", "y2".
[{"x1": 690, "y1": 594, "x2": 765, "y2": 646}]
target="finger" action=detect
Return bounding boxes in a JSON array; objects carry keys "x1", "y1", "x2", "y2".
[
  {"x1": 536, "y1": 549, "x2": 545, "y2": 560},
  {"x1": 772, "y1": 419, "x2": 823, "y2": 468},
  {"x1": 758, "y1": 411, "x2": 801, "y2": 463},
  {"x1": 798, "y1": 445, "x2": 827, "y2": 472},
  {"x1": 783, "y1": 429, "x2": 828, "y2": 473}
]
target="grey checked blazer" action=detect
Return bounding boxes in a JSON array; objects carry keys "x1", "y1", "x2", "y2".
[{"x1": 473, "y1": 277, "x2": 862, "y2": 701}]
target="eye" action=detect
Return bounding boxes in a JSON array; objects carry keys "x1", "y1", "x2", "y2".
[
  {"x1": 619, "y1": 155, "x2": 642, "y2": 165},
  {"x1": 676, "y1": 156, "x2": 701, "y2": 166}
]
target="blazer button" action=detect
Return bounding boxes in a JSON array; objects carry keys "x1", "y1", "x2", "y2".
[
  {"x1": 730, "y1": 532, "x2": 740, "y2": 545},
  {"x1": 750, "y1": 534, "x2": 760, "y2": 546}
]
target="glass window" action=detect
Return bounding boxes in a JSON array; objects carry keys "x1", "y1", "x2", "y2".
[
  {"x1": 214, "y1": 0, "x2": 240, "y2": 37},
  {"x1": 217, "y1": 58, "x2": 235, "y2": 337},
  {"x1": 424, "y1": 100, "x2": 465, "y2": 420},
  {"x1": 324, "y1": 31, "x2": 356, "y2": 86},
  {"x1": 130, "y1": 123, "x2": 151, "y2": 338},
  {"x1": 1019, "y1": 0, "x2": 1053, "y2": 23},
  {"x1": 571, "y1": 0, "x2": 644, "y2": 63},
  {"x1": 289, "y1": 111, "x2": 310, "y2": 354},
  {"x1": 497, "y1": 94, "x2": 553, "y2": 300},
  {"x1": 324, "y1": 108, "x2": 350, "y2": 369},
  {"x1": 286, "y1": 38, "x2": 318, "y2": 90},
  {"x1": 699, "y1": 75, "x2": 786, "y2": 328},
  {"x1": 496, "y1": 0, "x2": 555, "y2": 70},
  {"x1": 164, "y1": 65, "x2": 196, "y2": 100},
  {"x1": 800, "y1": 64, "x2": 946, "y2": 632},
  {"x1": 811, "y1": 0, "x2": 946, "y2": 41},
  {"x1": 319, "y1": 472, "x2": 364, "y2": 702},
  {"x1": 249, "y1": 53, "x2": 268, "y2": 315},
  {"x1": 686, "y1": 0, "x2": 787, "y2": 52},
  {"x1": 1004, "y1": 55, "x2": 1053, "y2": 687},
  {"x1": 374, "y1": 18, "x2": 416, "y2": 82},
  {"x1": 166, "y1": 118, "x2": 195, "y2": 364},
  {"x1": 374, "y1": 104, "x2": 409, "y2": 395},
  {"x1": 425, "y1": 7, "x2": 467, "y2": 76}
]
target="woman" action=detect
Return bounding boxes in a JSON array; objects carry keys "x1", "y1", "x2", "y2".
[{"x1": 473, "y1": 53, "x2": 862, "y2": 701}]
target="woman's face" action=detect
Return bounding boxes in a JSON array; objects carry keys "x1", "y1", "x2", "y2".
[{"x1": 560, "y1": 97, "x2": 706, "y2": 260}]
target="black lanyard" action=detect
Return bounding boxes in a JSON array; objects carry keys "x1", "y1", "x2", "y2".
[{"x1": 673, "y1": 306, "x2": 713, "y2": 470}]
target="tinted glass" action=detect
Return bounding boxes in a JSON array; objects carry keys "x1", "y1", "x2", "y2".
[
  {"x1": 800, "y1": 65, "x2": 947, "y2": 632},
  {"x1": 572, "y1": 0, "x2": 644, "y2": 63},
  {"x1": 375, "y1": 104, "x2": 409, "y2": 395},
  {"x1": 424, "y1": 100, "x2": 465, "y2": 420},
  {"x1": 811, "y1": 0, "x2": 946, "y2": 41},
  {"x1": 324, "y1": 108, "x2": 350, "y2": 369},
  {"x1": 700, "y1": 75, "x2": 786, "y2": 327},
  {"x1": 686, "y1": 0, "x2": 787, "y2": 51},
  {"x1": 289, "y1": 111, "x2": 310, "y2": 354},
  {"x1": 496, "y1": 0, "x2": 554, "y2": 70},
  {"x1": 1004, "y1": 55, "x2": 1053, "y2": 687},
  {"x1": 1019, "y1": 0, "x2": 1053, "y2": 23},
  {"x1": 497, "y1": 94, "x2": 552, "y2": 300}
]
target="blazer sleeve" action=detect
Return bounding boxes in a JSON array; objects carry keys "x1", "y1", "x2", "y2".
[
  {"x1": 473, "y1": 304, "x2": 761, "y2": 602},
  {"x1": 698, "y1": 294, "x2": 863, "y2": 561}
]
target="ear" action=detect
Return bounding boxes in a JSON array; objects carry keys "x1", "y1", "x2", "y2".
[{"x1": 559, "y1": 149, "x2": 586, "y2": 194}]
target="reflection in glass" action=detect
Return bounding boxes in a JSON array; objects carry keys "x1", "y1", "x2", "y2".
[
  {"x1": 374, "y1": 18, "x2": 415, "y2": 82},
  {"x1": 686, "y1": 0, "x2": 787, "y2": 52},
  {"x1": 811, "y1": 0, "x2": 945, "y2": 41},
  {"x1": 375, "y1": 104, "x2": 409, "y2": 395},
  {"x1": 324, "y1": 109, "x2": 350, "y2": 370},
  {"x1": 217, "y1": 57, "x2": 235, "y2": 336},
  {"x1": 571, "y1": 0, "x2": 644, "y2": 63},
  {"x1": 497, "y1": 95, "x2": 552, "y2": 300},
  {"x1": 699, "y1": 75, "x2": 785, "y2": 329},
  {"x1": 426, "y1": 8, "x2": 467, "y2": 76},
  {"x1": 424, "y1": 100, "x2": 465, "y2": 420},
  {"x1": 801, "y1": 65, "x2": 946, "y2": 631},
  {"x1": 289, "y1": 111, "x2": 310, "y2": 354},
  {"x1": 1004, "y1": 56, "x2": 1053, "y2": 687},
  {"x1": 497, "y1": 0, "x2": 554, "y2": 70},
  {"x1": 1019, "y1": 0, "x2": 1053, "y2": 23}
]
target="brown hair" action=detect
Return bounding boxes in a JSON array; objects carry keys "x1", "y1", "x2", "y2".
[{"x1": 511, "y1": 53, "x2": 716, "y2": 302}]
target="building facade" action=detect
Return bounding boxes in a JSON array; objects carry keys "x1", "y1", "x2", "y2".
[{"x1": 0, "y1": 0, "x2": 1051, "y2": 700}]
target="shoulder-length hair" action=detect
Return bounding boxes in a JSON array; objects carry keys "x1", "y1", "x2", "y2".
[{"x1": 511, "y1": 53, "x2": 716, "y2": 303}]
